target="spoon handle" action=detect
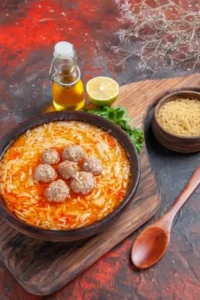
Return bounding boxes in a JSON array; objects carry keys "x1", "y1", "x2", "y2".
[{"x1": 166, "y1": 165, "x2": 200, "y2": 222}]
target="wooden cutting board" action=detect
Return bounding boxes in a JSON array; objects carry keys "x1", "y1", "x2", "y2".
[{"x1": 0, "y1": 74, "x2": 200, "y2": 296}]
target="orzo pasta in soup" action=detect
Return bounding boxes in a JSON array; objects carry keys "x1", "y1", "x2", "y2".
[{"x1": 0, "y1": 121, "x2": 131, "y2": 230}]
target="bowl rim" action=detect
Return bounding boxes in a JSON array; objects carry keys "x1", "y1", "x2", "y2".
[
  {"x1": 154, "y1": 90, "x2": 200, "y2": 140},
  {"x1": 0, "y1": 111, "x2": 140, "y2": 237}
]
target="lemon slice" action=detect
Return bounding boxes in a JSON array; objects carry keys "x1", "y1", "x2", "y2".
[{"x1": 86, "y1": 76, "x2": 119, "y2": 106}]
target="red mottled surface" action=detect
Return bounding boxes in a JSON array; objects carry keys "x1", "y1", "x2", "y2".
[{"x1": 0, "y1": 0, "x2": 200, "y2": 299}]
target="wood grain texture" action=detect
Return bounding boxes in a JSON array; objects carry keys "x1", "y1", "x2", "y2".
[{"x1": 1, "y1": 74, "x2": 200, "y2": 296}]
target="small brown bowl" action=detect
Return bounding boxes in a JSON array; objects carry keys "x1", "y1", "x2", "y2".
[{"x1": 152, "y1": 91, "x2": 200, "y2": 153}]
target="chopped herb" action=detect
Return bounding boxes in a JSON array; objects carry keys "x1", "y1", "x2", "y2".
[{"x1": 85, "y1": 106, "x2": 144, "y2": 153}]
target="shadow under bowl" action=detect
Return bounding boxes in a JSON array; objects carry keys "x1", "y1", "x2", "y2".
[
  {"x1": 152, "y1": 90, "x2": 200, "y2": 153},
  {"x1": 0, "y1": 111, "x2": 140, "y2": 242}
]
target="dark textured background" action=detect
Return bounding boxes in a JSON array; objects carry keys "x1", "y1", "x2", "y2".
[{"x1": 0, "y1": 0, "x2": 200, "y2": 299}]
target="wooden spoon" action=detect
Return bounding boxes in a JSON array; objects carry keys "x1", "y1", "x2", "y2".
[{"x1": 131, "y1": 165, "x2": 200, "y2": 270}]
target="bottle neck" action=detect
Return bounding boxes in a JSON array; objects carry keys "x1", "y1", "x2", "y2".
[
  {"x1": 49, "y1": 56, "x2": 81, "y2": 87},
  {"x1": 53, "y1": 66, "x2": 81, "y2": 87}
]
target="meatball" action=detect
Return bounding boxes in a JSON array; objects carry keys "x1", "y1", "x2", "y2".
[
  {"x1": 62, "y1": 145, "x2": 84, "y2": 162},
  {"x1": 41, "y1": 148, "x2": 60, "y2": 165},
  {"x1": 34, "y1": 164, "x2": 57, "y2": 183},
  {"x1": 44, "y1": 179, "x2": 69, "y2": 203},
  {"x1": 58, "y1": 160, "x2": 78, "y2": 179},
  {"x1": 82, "y1": 156, "x2": 103, "y2": 175},
  {"x1": 70, "y1": 171, "x2": 95, "y2": 195}
]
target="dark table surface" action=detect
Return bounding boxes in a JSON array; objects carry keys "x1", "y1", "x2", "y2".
[{"x1": 0, "y1": 0, "x2": 200, "y2": 299}]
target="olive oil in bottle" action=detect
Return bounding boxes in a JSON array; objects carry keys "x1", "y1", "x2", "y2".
[{"x1": 49, "y1": 41, "x2": 85, "y2": 110}]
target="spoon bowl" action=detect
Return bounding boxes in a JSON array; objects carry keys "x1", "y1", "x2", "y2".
[
  {"x1": 131, "y1": 227, "x2": 169, "y2": 269},
  {"x1": 131, "y1": 165, "x2": 200, "y2": 269}
]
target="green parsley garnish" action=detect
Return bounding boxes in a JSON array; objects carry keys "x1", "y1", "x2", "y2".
[{"x1": 85, "y1": 106, "x2": 144, "y2": 153}]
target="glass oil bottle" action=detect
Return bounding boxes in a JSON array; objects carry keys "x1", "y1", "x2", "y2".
[{"x1": 49, "y1": 41, "x2": 85, "y2": 110}]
